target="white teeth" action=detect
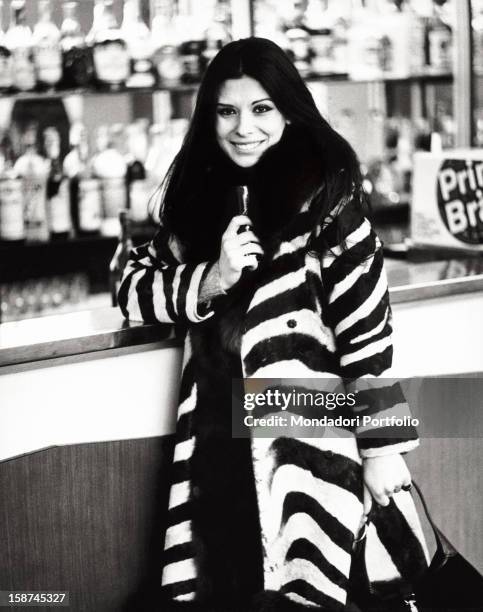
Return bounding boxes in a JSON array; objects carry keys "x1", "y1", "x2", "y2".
[{"x1": 233, "y1": 141, "x2": 263, "y2": 151}]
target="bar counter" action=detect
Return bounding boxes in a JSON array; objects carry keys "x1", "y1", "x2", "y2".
[{"x1": 1, "y1": 255, "x2": 483, "y2": 369}]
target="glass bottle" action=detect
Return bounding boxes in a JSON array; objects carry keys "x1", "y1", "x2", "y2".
[
  {"x1": 121, "y1": 0, "x2": 155, "y2": 88},
  {"x1": 473, "y1": 3, "x2": 483, "y2": 77},
  {"x1": 92, "y1": 124, "x2": 128, "y2": 236},
  {"x1": 0, "y1": 0, "x2": 13, "y2": 92},
  {"x1": 305, "y1": 0, "x2": 334, "y2": 75},
  {"x1": 44, "y1": 127, "x2": 72, "y2": 240},
  {"x1": 201, "y1": 1, "x2": 231, "y2": 72},
  {"x1": 13, "y1": 124, "x2": 49, "y2": 242},
  {"x1": 425, "y1": 0, "x2": 452, "y2": 73},
  {"x1": 178, "y1": 14, "x2": 205, "y2": 83},
  {"x1": 126, "y1": 121, "x2": 150, "y2": 223},
  {"x1": 0, "y1": 133, "x2": 24, "y2": 243},
  {"x1": 5, "y1": 0, "x2": 35, "y2": 92},
  {"x1": 87, "y1": 0, "x2": 130, "y2": 92},
  {"x1": 32, "y1": 0, "x2": 63, "y2": 90},
  {"x1": 151, "y1": 0, "x2": 183, "y2": 87},
  {"x1": 63, "y1": 122, "x2": 102, "y2": 236},
  {"x1": 109, "y1": 209, "x2": 133, "y2": 307},
  {"x1": 60, "y1": 0, "x2": 94, "y2": 88}
]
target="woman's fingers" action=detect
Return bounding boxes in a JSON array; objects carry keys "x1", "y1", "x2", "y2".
[
  {"x1": 224, "y1": 215, "x2": 253, "y2": 238},
  {"x1": 363, "y1": 484, "x2": 373, "y2": 517},
  {"x1": 244, "y1": 255, "x2": 260, "y2": 271}
]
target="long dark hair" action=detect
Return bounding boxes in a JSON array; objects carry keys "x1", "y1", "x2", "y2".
[{"x1": 157, "y1": 37, "x2": 365, "y2": 260}]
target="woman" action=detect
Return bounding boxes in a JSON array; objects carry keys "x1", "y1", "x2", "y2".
[{"x1": 118, "y1": 38, "x2": 428, "y2": 612}]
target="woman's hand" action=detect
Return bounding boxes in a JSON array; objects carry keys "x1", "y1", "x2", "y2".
[
  {"x1": 362, "y1": 454, "x2": 412, "y2": 515},
  {"x1": 218, "y1": 215, "x2": 264, "y2": 291}
]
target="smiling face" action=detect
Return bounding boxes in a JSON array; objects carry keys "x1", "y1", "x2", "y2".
[{"x1": 215, "y1": 75, "x2": 288, "y2": 168}]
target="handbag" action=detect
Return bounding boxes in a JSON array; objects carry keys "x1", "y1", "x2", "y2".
[{"x1": 347, "y1": 481, "x2": 483, "y2": 611}]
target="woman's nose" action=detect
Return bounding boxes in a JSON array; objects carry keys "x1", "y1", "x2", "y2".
[{"x1": 235, "y1": 110, "x2": 255, "y2": 136}]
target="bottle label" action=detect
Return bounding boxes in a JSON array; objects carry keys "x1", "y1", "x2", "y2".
[
  {"x1": 47, "y1": 178, "x2": 71, "y2": 234},
  {"x1": 78, "y1": 178, "x2": 102, "y2": 231},
  {"x1": 102, "y1": 177, "x2": 126, "y2": 219},
  {"x1": 129, "y1": 179, "x2": 151, "y2": 222},
  {"x1": 34, "y1": 44, "x2": 63, "y2": 85},
  {"x1": 0, "y1": 47, "x2": 13, "y2": 89},
  {"x1": 11, "y1": 48, "x2": 36, "y2": 91},
  {"x1": 0, "y1": 178, "x2": 25, "y2": 240},
  {"x1": 93, "y1": 41, "x2": 130, "y2": 85},
  {"x1": 429, "y1": 30, "x2": 452, "y2": 71},
  {"x1": 23, "y1": 176, "x2": 49, "y2": 241}
]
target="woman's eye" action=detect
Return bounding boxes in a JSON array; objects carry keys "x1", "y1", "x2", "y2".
[
  {"x1": 253, "y1": 105, "x2": 273, "y2": 114},
  {"x1": 217, "y1": 107, "x2": 236, "y2": 117}
]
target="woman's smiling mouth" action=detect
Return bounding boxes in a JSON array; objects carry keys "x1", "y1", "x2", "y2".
[{"x1": 231, "y1": 140, "x2": 266, "y2": 152}]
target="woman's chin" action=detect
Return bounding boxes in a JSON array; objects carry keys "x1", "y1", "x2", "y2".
[{"x1": 229, "y1": 154, "x2": 262, "y2": 168}]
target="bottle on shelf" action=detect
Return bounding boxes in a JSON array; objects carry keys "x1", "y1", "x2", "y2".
[
  {"x1": 283, "y1": 3, "x2": 312, "y2": 79},
  {"x1": 43, "y1": 126, "x2": 72, "y2": 240},
  {"x1": 121, "y1": 0, "x2": 155, "y2": 88},
  {"x1": 178, "y1": 13, "x2": 205, "y2": 83},
  {"x1": 32, "y1": 0, "x2": 63, "y2": 90},
  {"x1": 92, "y1": 124, "x2": 127, "y2": 236},
  {"x1": 0, "y1": 0, "x2": 13, "y2": 92},
  {"x1": 60, "y1": 0, "x2": 94, "y2": 89},
  {"x1": 126, "y1": 121, "x2": 150, "y2": 223},
  {"x1": 346, "y1": 0, "x2": 386, "y2": 80},
  {"x1": 304, "y1": 0, "x2": 334, "y2": 76},
  {"x1": 425, "y1": 0, "x2": 453, "y2": 73},
  {"x1": 87, "y1": 0, "x2": 130, "y2": 92},
  {"x1": 327, "y1": 0, "x2": 351, "y2": 75},
  {"x1": 5, "y1": 0, "x2": 36, "y2": 92},
  {"x1": 109, "y1": 208, "x2": 133, "y2": 307},
  {"x1": 0, "y1": 132, "x2": 25, "y2": 244},
  {"x1": 63, "y1": 122, "x2": 102, "y2": 237},
  {"x1": 13, "y1": 123, "x2": 49, "y2": 242},
  {"x1": 201, "y1": 1, "x2": 231, "y2": 71},
  {"x1": 151, "y1": 0, "x2": 183, "y2": 87},
  {"x1": 473, "y1": 2, "x2": 483, "y2": 77}
]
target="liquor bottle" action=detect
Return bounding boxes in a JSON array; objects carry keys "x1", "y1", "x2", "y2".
[
  {"x1": 60, "y1": 0, "x2": 94, "y2": 88},
  {"x1": 63, "y1": 122, "x2": 102, "y2": 236},
  {"x1": 0, "y1": 133, "x2": 24, "y2": 243},
  {"x1": 305, "y1": 0, "x2": 334, "y2": 75},
  {"x1": 87, "y1": 0, "x2": 130, "y2": 92},
  {"x1": 125, "y1": 121, "x2": 150, "y2": 223},
  {"x1": 109, "y1": 209, "x2": 133, "y2": 307},
  {"x1": 121, "y1": 0, "x2": 155, "y2": 88},
  {"x1": 473, "y1": 4, "x2": 483, "y2": 76},
  {"x1": 283, "y1": 1, "x2": 312, "y2": 79},
  {"x1": 92, "y1": 124, "x2": 127, "y2": 236},
  {"x1": 151, "y1": 0, "x2": 183, "y2": 87},
  {"x1": 178, "y1": 14, "x2": 205, "y2": 83},
  {"x1": 44, "y1": 127, "x2": 72, "y2": 240},
  {"x1": 13, "y1": 124, "x2": 49, "y2": 242},
  {"x1": 32, "y1": 0, "x2": 63, "y2": 90},
  {"x1": 426, "y1": 0, "x2": 452, "y2": 73},
  {"x1": 0, "y1": 0, "x2": 13, "y2": 92},
  {"x1": 201, "y1": 1, "x2": 231, "y2": 72},
  {"x1": 5, "y1": 0, "x2": 35, "y2": 92}
]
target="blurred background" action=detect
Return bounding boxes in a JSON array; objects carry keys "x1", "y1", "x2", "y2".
[{"x1": 0, "y1": 0, "x2": 481, "y2": 322}]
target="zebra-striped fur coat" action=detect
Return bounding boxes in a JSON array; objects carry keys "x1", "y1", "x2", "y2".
[{"x1": 118, "y1": 195, "x2": 429, "y2": 611}]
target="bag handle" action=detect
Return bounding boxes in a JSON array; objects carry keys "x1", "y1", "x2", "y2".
[
  {"x1": 358, "y1": 480, "x2": 456, "y2": 562},
  {"x1": 411, "y1": 480, "x2": 458, "y2": 562}
]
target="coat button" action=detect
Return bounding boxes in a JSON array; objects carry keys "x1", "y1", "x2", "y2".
[
  {"x1": 192, "y1": 486, "x2": 201, "y2": 499},
  {"x1": 287, "y1": 319, "x2": 297, "y2": 328}
]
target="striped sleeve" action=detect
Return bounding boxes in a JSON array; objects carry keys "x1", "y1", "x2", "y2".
[
  {"x1": 319, "y1": 198, "x2": 418, "y2": 458},
  {"x1": 117, "y1": 225, "x2": 215, "y2": 325}
]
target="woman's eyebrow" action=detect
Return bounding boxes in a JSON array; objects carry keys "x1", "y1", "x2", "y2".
[
  {"x1": 216, "y1": 98, "x2": 273, "y2": 106},
  {"x1": 251, "y1": 98, "x2": 272, "y2": 105}
]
